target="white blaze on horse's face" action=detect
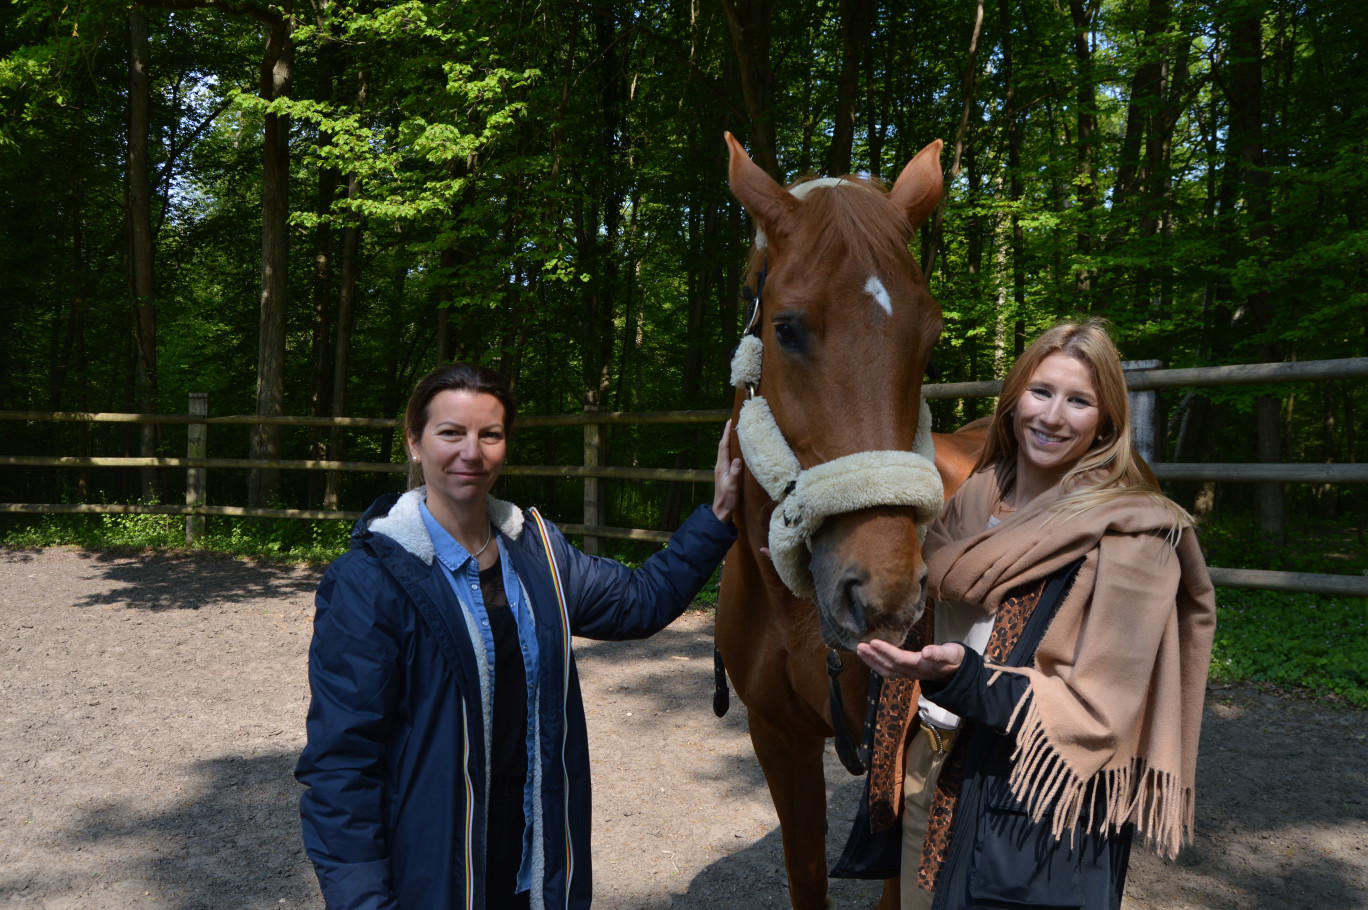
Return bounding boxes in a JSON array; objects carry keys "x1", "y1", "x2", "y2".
[
  {"x1": 863, "y1": 276, "x2": 893, "y2": 316},
  {"x1": 725, "y1": 132, "x2": 948, "y2": 652}
]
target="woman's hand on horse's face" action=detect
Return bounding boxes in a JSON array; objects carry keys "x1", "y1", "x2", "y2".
[
  {"x1": 855, "y1": 639, "x2": 964, "y2": 682},
  {"x1": 712, "y1": 419, "x2": 743, "y2": 525}
]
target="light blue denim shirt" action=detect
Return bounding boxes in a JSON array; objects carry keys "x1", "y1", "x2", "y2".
[{"x1": 419, "y1": 497, "x2": 540, "y2": 893}]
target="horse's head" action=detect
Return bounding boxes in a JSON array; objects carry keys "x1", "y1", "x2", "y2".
[{"x1": 726, "y1": 132, "x2": 945, "y2": 652}]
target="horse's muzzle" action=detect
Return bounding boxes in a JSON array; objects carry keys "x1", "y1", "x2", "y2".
[{"x1": 809, "y1": 526, "x2": 927, "y2": 651}]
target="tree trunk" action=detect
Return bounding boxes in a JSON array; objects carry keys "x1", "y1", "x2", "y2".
[
  {"x1": 62, "y1": 176, "x2": 91, "y2": 498},
  {"x1": 578, "y1": 11, "x2": 627, "y2": 415},
  {"x1": 925, "y1": 0, "x2": 985, "y2": 277},
  {"x1": 1317, "y1": 382, "x2": 1336, "y2": 516},
  {"x1": 127, "y1": 5, "x2": 160, "y2": 500},
  {"x1": 862, "y1": 14, "x2": 887, "y2": 180},
  {"x1": 308, "y1": 31, "x2": 338, "y2": 509},
  {"x1": 1343, "y1": 382, "x2": 1362, "y2": 542},
  {"x1": 662, "y1": 186, "x2": 717, "y2": 531},
  {"x1": 719, "y1": 0, "x2": 780, "y2": 178},
  {"x1": 434, "y1": 246, "x2": 456, "y2": 364},
  {"x1": 249, "y1": 10, "x2": 294, "y2": 509},
  {"x1": 825, "y1": 0, "x2": 873, "y2": 176},
  {"x1": 1107, "y1": 0, "x2": 1186, "y2": 315},
  {"x1": 1229, "y1": 3, "x2": 1284, "y2": 547},
  {"x1": 324, "y1": 173, "x2": 361, "y2": 512},
  {"x1": 1068, "y1": 0, "x2": 1099, "y2": 296},
  {"x1": 1001, "y1": 0, "x2": 1025, "y2": 341}
]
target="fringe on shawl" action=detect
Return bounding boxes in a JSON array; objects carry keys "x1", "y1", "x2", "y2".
[{"x1": 1003, "y1": 688, "x2": 1195, "y2": 860}]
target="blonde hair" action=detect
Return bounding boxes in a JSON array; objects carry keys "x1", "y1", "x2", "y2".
[{"x1": 976, "y1": 319, "x2": 1190, "y2": 528}]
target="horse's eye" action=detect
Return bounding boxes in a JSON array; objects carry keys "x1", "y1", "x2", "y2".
[{"x1": 770, "y1": 310, "x2": 808, "y2": 354}]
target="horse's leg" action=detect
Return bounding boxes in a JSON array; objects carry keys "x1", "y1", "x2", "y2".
[
  {"x1": 748, "y1": 710, "x2": 833, "y2": 910},
  {"x1": 876, "y1": 878, "x2": 900, "y2": 910}
]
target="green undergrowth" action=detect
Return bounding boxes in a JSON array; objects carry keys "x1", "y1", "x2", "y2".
[
  {"x1": 2, "y1": 511, "x2": 353, "y2": 566},
  {"x1": 1208, "y1": 589, "x2": 1367, "y2": 706},
  {"x1": 1199, "y1": 514, "x2": 1368, "y2": 708}
]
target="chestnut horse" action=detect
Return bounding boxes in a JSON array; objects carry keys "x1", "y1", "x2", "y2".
[{"x1": 715, "y1": 133, "x2": 986, "y2": 910}]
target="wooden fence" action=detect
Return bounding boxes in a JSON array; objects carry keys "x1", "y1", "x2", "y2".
[{"x1": 2, "y1": 356, "x2": 1366, "y2": 596}]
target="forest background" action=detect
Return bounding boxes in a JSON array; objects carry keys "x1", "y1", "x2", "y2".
[{"x1": 1, "y1": 0, "x2": 1365, "y2": 638}]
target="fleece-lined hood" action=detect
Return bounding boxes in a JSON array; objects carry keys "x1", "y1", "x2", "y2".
[{"x1": 367, "y1": 486, "x2": 525, "y2": 564}]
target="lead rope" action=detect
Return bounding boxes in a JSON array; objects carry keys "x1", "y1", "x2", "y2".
[{"x1": 826, "y1": 651, "x2": 884, "y2": 775}]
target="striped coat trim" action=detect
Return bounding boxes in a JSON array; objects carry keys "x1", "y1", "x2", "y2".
[{"x1": 528, "y1": 508, "x2": 576, "y2": 900}]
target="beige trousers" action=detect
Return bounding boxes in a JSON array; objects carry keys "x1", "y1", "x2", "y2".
[{"x1": 900, "y1": 726, "x2": 952, "y2": 910}]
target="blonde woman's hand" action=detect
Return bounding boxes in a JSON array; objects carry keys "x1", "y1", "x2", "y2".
[
  {"x1": 712, "y1": 419, "x2": 743, "y2": 524},
  {"x1": 855, "y1": 639, "x2": 964, "y2": 682}
]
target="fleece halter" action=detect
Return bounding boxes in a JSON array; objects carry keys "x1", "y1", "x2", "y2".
[{"x1": 728, "y1": 264, "x2": 945, "y2": 601}]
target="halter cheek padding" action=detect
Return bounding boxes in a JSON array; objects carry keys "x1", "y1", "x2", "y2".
[
  {"x1": 735, "y1": 396, "x2": 801, "y2": 501},
  {"x1": 729, "y1": 334, "x2": 763, "y2": 389}
]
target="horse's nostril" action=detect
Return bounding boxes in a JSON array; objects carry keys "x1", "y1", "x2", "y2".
[
  {"x1": 837, "y1": 568, "x2": 871, "y2": 634},
  {"x1": 917, "y1": 565, "x2": 928, "y2": 605},
  {"x1": 837, "y1": 568, "x2": 865, "y2": 603}
]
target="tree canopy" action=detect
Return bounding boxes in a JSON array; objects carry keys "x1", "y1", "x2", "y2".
[{"x1": 2, "y1": 0, "x2": 1364, "y2": 532}]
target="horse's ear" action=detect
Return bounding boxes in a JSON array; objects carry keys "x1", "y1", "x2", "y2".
[
  {"x1": 725, "y1": 131, "x2": 798, "y2": 244},
  {"x1": 888, "y1": 139, "x2": 944, "y2": 233}
]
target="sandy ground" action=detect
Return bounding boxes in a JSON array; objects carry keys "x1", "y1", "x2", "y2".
[{"x1": 0, "y1": 547, "x2": 1364, "y2": 909}]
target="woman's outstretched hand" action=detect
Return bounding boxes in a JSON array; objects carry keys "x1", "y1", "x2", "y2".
[
  {"x1": 712, "y1": 419, "x2": 743, "y2": 524},
  {"x1": 855, "y1": 639, "x2": 964, "y2": 682}
]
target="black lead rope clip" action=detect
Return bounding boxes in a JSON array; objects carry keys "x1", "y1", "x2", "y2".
[{"x1": 713, "y1": 646, "x2": 730, "y2": 718}]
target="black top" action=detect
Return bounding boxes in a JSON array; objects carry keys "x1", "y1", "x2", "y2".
[{"x1": 481, "y1": 556, "x2": 528, "y2": 786}]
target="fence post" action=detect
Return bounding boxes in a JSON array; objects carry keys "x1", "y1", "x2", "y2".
[
  {"x1": 583, "y1": 406, "x2": 603, "y2": 555},
  {"x1": 185, "y1": 392, "x2": 207, "y2": 544},
  {"x1": 1121, "y1": 359, "x2": 1163, "y2": 464}
]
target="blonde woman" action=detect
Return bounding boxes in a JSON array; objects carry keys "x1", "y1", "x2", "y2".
[{"x1": 855, "y1": 320, "x2": 1216, "y2": 909}]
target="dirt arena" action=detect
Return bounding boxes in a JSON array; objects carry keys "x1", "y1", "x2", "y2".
[{"x1": 1, "y1": 547, "x2": 1365, "y2": 908}]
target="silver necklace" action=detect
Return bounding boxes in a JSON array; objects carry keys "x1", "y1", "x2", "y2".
[{"x1": 468, "y1": 522, "x2": 493, "y2": 559}]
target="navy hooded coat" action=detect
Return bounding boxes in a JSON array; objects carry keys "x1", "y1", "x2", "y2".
[{"x1": 296, "y1": 489, "x2": 735, "y2": 909}]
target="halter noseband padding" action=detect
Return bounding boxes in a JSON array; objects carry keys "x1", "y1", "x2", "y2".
[
  {"x1": 767, "y1": 443, "x2": 943, "y2": 600},
  {"x1": 730, "y1": 332, "x2": 944, "y2": 600}
]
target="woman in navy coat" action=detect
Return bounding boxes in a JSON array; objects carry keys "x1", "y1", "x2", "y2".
[{"x1": 296, "y1": 362, "x2": 741, "y2": 909}]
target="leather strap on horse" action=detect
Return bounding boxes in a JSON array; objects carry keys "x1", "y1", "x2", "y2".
[
  {"x1": 740, "y1": 257, "x2": 767, "y2": 340},
  {"x1": 713, "y1": 645, "x2": 730, "y2": 718},
  {"x1": 826, "y1": 650, "x2": 882, "y2": 776}
]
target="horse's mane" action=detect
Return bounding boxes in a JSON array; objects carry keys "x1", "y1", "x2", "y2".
[{"x1": 786, "y1": 175, "x2": 918, "y2": 284}]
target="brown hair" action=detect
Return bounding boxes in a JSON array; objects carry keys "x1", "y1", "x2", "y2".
[
  {"x1": 403, "y1": 362, "x2": 516, "y2": 490},
  {"x1": 976, "y1": 319, "x2": 1189, "y2": 526}
]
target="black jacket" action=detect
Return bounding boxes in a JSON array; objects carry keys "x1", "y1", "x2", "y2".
[{"x1": 921, "y1": 557, "x2": 1133, "y2": 910}]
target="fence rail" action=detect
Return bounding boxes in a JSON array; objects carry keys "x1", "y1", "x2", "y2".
[
  {"x1": 3, "y1": 356, "x2": 1366, "y2": 595},
  {"x1": 923, "y1": 356, "x2": 1368, "y2": 399},
  {"x1": 0, "y1": 408, "x2": 733, "y2": 429},
  {"x1": 0, "y1": 501, "x2": 369, "y2": 521},
  {"x1": 4, "y1": 454, "x2": 1364, "y2": 486}
]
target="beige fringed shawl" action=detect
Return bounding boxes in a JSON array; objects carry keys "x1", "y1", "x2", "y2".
[{"x1": 923, "y1": 465, "x2": 1217, "y2": 858}]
